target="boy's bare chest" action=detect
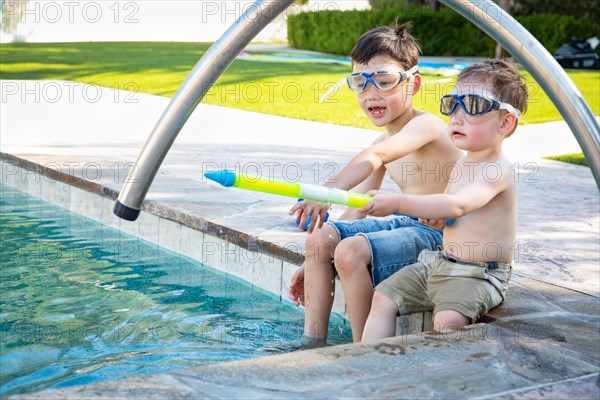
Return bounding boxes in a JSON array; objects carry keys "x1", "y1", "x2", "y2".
[{"x1": 384, "y1": 153, "x2": 449, "y2": 194}]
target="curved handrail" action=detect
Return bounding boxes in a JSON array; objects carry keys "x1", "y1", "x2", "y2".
[
  {"x1": 114, "y1": 0, "x2": 295, "y2": 220},
  {"x1": 440, "y1": 0, "x2": 600, "y2": 188}
]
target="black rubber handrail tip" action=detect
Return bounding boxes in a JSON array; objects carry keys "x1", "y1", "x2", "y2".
[{"x1": 113, "y1": 200, "x2": 140, "y2": 221}]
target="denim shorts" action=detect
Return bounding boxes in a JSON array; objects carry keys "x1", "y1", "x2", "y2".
[{"x1": 327, "y1": 216, "x2": 443, "y2": 285}]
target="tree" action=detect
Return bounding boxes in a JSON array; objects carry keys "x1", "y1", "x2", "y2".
[
  {"x1": 511, "y1": 0, "x2": 598, "y2": 19},
  {"x1": 1, "y1": 0, "x2": 30, "y2": 34},
  {"x1": 495, "y1": 0, "x2": 511, "y2": 59},
  {"x1": 368, "y1": 0, "x2": 406, "y2": 11}
]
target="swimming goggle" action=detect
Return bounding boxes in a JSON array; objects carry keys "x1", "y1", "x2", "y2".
[
  {"x1": 319, "y1": 65, "x2": 418, "y2": 103},
  {"x1": 440, "y1": 94, "x2": 522, "y2": 119},
  {"x1": 346, "y1": 65, "x2": 419, "y2": 93}
]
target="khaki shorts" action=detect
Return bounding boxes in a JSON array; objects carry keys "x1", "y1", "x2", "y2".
[{"x1": 376, "y1": 250, "x2": 512, "y2": 322}]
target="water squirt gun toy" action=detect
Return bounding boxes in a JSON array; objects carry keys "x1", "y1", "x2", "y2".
[{"x1": 204, "y1": 169, "x2": 454, "y2": 225}]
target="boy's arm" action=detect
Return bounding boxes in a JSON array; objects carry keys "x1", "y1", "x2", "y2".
[
  {"x1": 325, "y1": 115, "x2": 444, "y2": 189},
  {"x1": 418, "y1": 177, "x2": 452, "y2": 229},
  {"x1": 361, "y1": 164, "x2": 511, "y2": 220},
  {"x1": 338, "y1": 165, "x2": 386, "y2": 220}
]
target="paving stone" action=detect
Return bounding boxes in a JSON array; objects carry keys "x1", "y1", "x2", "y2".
[
  {"x1": 10, "y1": 325, "x2": 598, "y2": 399},
  {"x1": 475, "y1": 372, "x2": 600, "y2": 400}
]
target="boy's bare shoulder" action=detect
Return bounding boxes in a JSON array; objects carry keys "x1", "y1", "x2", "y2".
[
  {"x1": 413, "y1": 110, "x2": 445, "y2": 123},
  {"x1": 493, "y1": 155, "x2": 518, "y2": 190},
  {"x1": 404, "y1": 111, "x2": 447, "y2": 136},
  {"x1": 412, "y1": 110, "x2": 446, "y2": 126},
  {"x1": 457, "y1": 153, "x2": 516, "y2": 191}
]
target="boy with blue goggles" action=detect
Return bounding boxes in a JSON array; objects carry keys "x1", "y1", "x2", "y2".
[
  {"x1": 346, "y1": 65, "x2": 419, "y2": 93},
  {"x1": 440, "y1": 93, "x2": 522, "y2": 119}
]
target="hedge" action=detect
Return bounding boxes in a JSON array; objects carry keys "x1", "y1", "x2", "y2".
[{"x1": 287, "y1": 7, "x2": 600, "y2": 57}]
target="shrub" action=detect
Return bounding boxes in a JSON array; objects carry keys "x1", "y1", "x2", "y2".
[{"x1": 288, "y1": 6, "x2": 599, "y2": 57}]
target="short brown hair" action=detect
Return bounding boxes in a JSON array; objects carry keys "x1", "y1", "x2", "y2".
[
  {"x1": 457, "y1": 59, "x2": 529, "y2": 116},
  {"x1": 350, "y1": 23, "x2": 421, "y2": 71}
]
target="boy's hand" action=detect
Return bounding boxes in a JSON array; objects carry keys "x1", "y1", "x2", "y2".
[
  {"x1": 288, "y1": 266, "x2": 305, "y2": 306},
  {"x1": 359, "y1": 191, "x2": 398, "y2": 217},
  {"x1": 289, "y1": 200, "x2": 329, "y2": 233},
  {"x1": 418, "y1": 218, "x2": 446, "y2": 230}
]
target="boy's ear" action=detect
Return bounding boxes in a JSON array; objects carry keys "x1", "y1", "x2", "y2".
[
  {"x1": 499, "y1": 112, "x2": 518, "y2": 137},
  {"x1": 410, "y1": 74, "x2": 422, "y2": 95}
]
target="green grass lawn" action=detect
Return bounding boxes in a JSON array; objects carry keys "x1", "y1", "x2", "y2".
[
  {"x1": 543, "y1": 153, "x2": 589, "y2": 166},
  {"x1": 1, "y1": 42, "x2": 599, "y2": 131}
]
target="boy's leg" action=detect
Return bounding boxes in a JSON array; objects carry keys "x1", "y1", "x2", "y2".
[
  {"x1": 361, "y1": 290, "x2": 399, "y2": 341},
  {"x1": 334, "y1": 235, "x2": 375, "y2": 342},
  {"x1": 433, "y1": 310, "x2": 470, "y2": 332},
  {"x1": 363, "y1": 258, "x2": 435, "y2": 341},
  {"x1": 303, "y1": 224, "x2": 340, "y2": 341}
]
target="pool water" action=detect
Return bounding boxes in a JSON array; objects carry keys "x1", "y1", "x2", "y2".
[
  {"x1": 0, "y1": 185, "x2": 351, "y2": 396},
  {"x1": 239, "y1": 51, "x2": 468, "y2": 76}
]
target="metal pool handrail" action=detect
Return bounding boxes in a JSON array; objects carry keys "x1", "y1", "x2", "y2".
[{"x1": 113, "y1": 0, "x2": 295, "y2": 221}]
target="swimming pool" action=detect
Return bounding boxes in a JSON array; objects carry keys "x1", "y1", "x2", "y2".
[
  {"x1": 0, "y1": 185, "x2": 351, "y2": 396},
  {"x1": 239, "y1": 51, "x2": 469, "y2": 76}
]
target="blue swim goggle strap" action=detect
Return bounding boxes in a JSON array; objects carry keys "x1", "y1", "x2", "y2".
[
  {"x1": 319, "y1": 65, "x2": 418, "y2": 103},
  {"x1": 440, "y1": 94, "x2": 522, "y2": 119},
  {"x1": 346, "y1": 65, "x2": 419, "y2": 93}
]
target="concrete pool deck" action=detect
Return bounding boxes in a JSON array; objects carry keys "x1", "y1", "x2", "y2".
[{"x1": 1, "y1": 81, "x2": 599, "y2": 398}]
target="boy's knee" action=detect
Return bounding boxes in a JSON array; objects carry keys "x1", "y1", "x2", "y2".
[
  {"x1": 305, "y1": 225, "x2": 339, "y2": 261},
  {"x1": 306, "y1": 225, "x2": 338, "y2": 246},
  {"x1": 334, "y1": 236, "x2": 371, "y2": 272},
  {"x1": 371, "y1": 290, "x2": 398, "y2": 314},
  {"x1": 433, "y1": 310, "x2": 470, "y2": 332}
]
